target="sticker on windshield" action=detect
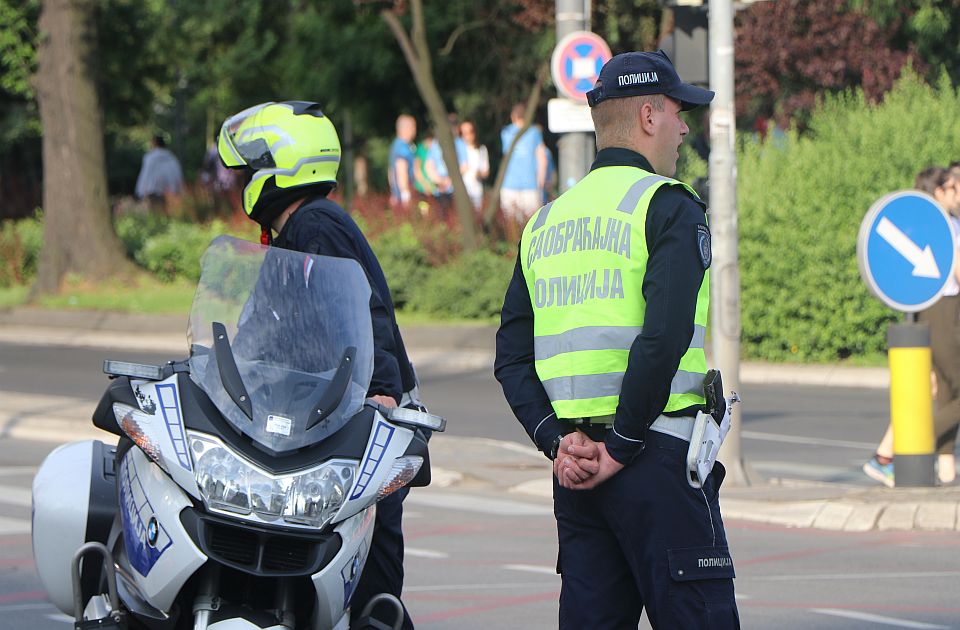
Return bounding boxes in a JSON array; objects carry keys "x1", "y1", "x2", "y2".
[{"x1": 266, "y1": 414, "x2": 293, "y2": 436}]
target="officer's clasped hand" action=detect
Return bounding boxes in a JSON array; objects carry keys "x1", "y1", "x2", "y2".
[{"x1": 554, "y1": 431, "x2": 625, "y2": 490}]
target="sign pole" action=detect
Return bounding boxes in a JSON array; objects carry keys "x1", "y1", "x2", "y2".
[
  {"x1": 888, "y1": 323, "x2": 936, "y2": 487},
  {"x1": 555, "y1": 0, "x2": 593, "y2": 192}
]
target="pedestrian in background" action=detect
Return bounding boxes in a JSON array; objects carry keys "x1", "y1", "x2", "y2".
[
  {"x1": 499, "y1": 103, "x2": 547, "y2": 243},
  {"x1": 424, "y1": 114, "x2": 466, "y2": 222},
  {"x1": 495, "y1": 50, "x2": 739, "y2": 628},
  {"x1": 864, "y1": 165, "x2": 960, "y2": 487},
  {"x1": 135, "y1": 134, "x2": 184, "y2": 215},
  {"x1": 388, "y1": 114, "x2": 417, "y2": 211},
  {"x1": 459, "y1": 120, "x2": 489, "y2": 211}
]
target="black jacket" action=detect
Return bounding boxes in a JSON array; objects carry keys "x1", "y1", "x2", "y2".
[
  {"x1": 494, "y1": 148, "x2": 709, "y2": 464},
  {"x1": 274, "y1": 195, "x2": 416, "y2": 403}
]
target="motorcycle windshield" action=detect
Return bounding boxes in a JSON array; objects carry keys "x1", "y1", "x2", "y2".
[{"x1": 187, "y1": 235, "x2": 374, "y2": 453}]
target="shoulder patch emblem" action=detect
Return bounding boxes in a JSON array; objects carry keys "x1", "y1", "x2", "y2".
[{"x1": 697, "y1": 224, "x2": 712, "y2": 269}]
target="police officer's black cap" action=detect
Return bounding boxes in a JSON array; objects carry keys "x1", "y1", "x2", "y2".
[{"x1": 586, "y1": 50, "x2": 714, "y2": 111}]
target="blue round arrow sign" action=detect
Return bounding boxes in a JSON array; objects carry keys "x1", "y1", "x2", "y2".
[{"x1": 857, "y1": 191, "x2": 957, "y2": 312}]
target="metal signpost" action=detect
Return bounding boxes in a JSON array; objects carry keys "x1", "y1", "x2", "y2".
[
  {"x1": 549, "y1": 22, "x2": 611, "y2": 190},
  {"x1": 857, "y1": 191, "x2": 957, "y2": 486}
]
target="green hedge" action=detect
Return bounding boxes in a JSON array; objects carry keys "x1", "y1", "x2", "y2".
[
  {"x1": 0, "y1": 215, "x2": 43, "y2": 287},
  {"x1": 738, "y1": 69, "x2": 960, "y2": 361},
  {"x1": 410, "y1": 249, "x2": 515, "y2": 319}
]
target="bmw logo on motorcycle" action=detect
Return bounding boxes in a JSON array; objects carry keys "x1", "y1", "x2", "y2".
[{"x1": 147, "y1": 517, "x2": 160, "y2": 547}]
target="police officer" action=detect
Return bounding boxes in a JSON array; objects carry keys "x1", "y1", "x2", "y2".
[
  {"x1": 219, "y1": 101, "x2": 420, "y2": 629},
  {"x1": 494, "y1": 51, "x2": 740, "y2": 628}
]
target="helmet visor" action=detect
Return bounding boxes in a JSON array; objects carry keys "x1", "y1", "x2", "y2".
[{"x1": 218, "y1": 103, "x2": 279, "y2": 170}]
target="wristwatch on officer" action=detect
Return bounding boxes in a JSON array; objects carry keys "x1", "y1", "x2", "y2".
[{"x1": 548, "y1": 432, "x2": 567, "y2": 461}]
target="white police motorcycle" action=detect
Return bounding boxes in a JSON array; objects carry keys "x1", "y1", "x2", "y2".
[{"x1": 31, "y1": 236, "x2": 443, "y2": 630}]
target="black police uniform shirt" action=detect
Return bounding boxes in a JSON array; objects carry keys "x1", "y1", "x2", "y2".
[
  {"x1": 494, "y1": 147, "x2": 709, "y2": 465},
  {"x1": 273, "y1": 194, "x2": 416, "y2": 403}
]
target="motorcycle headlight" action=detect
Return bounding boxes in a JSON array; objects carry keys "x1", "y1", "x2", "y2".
[
  {"x1": 189, "y1": 432, "x2": 356, "y2": 529},
  {"x1": 377, "y1": 456, "x2": 423, "y2": 500}
]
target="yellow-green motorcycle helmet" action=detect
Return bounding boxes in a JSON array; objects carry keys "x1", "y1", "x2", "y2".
[{"x1": 218, "y1": 101, "x2": 341, "y2": 226}]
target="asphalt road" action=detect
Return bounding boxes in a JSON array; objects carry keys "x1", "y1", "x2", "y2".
[{"x1": 3, "y1": 341, "x2": 959, "y2": 629}]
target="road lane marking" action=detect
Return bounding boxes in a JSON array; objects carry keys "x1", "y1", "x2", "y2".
[
  {"x1": 0, "y1": 515, "x2": 30, "y2": 535},
  {"x1": 810, "y1": 608, "x2": 949, "y2": 629},
  {"x1": 764, "y1": 571, "x2": 960, "y2": 581},
  {"x1": 405, "y1": 547, "x2": 449, "y2": 559},
  {"x1": 0, "y1": 467, "x2": 38, "y2": 477},
  {"x1": 0, "y1": 603, "x2": 56, "y2": 613},
  {"x1": 405, "y1": 491, "x2": 552, "y2": 516},
  {"x1": 742, "y1": 430, "x2": 876, "y2": 450},
  {"x1": 749, "y1": 461, "x2": 863, "y2": 479},
  {"x1": 0, "y1": 484, "x2": 33, "y2": 508},
  {"x1": 404, "y1": 581, "x2": 557, "y2": 592},
  {"x1": 502, "y1": 564, "x2": 556, "y2": 576}
]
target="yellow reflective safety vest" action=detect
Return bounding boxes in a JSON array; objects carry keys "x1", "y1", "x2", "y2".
[{"x1": 519, "y1": 166, "x2": 709, "y2": 419}]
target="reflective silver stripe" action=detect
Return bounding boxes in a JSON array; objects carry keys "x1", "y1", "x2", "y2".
[
  {"x1": 249, "y1": 155, "x2": 340, "y2": 187},
  {"x1": 541, "y1": 372, "x2": 623, "y2": 401},
  {"x1": 671, "y1": 370, "x2": 705, "y2": 396},
  {"x1": 534, "y1": 325, "x2": 643, "y2": 361},
  {"x1": 530, "y1": 201, "x2": 554, "y2": 232},
  {"x1": 690, "y1": 324, "x2": 706, "y2": 350},
  {"x1": 532, "y1": 411, "x2": 556, "y2": 443},
  {"x1": 616, "y1": 174, "x2": 672, "y2": 215},
  {"x1": 649, "y1": 415, "x2": 695, "y2": 441}
]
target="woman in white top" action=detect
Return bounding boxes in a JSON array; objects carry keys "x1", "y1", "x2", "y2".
[{"x1": 459, "y1": 120, "x2": 489, "y2": 211}]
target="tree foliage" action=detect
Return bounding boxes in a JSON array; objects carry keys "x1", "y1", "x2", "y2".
[
  {"x1": 738, "y1": 69, "x2": 960, "y2": 361},
  {"x1": 735, "y1": 0, "x2": 923, "y2": 128}
]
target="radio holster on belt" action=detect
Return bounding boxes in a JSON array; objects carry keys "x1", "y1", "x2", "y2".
[{"x1": 686, "y1": 369, "x2": 740, "y2": 489}]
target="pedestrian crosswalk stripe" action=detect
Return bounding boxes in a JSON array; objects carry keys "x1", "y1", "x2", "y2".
[
  {"x1": 0, "y1": 484, "x2": 33, "y2": 508},
  {"x1": 0, "y1": 515, "x2": 30, "y2": 535}
]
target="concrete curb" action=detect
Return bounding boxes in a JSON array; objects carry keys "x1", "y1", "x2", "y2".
[{"x1": 0, "y1": 307, "x2": 889, "y2": 388}]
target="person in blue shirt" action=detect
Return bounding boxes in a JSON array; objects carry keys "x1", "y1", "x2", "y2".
[
  {"x1": 388, "y1": 115, "x2": 417, "y2": 210},
  {"x1": 424, "y1": 115, "x2": 467, "y2": 221},
  {"x1": 500, "y1": 103, "x2": 547, "y2": 242}
]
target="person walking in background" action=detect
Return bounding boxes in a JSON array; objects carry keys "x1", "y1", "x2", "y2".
[
  {"x1": 389, "y1": 114, "x2": 417, "y2": 211},
  {"x1": 500, "y1": 103, "x2": 547, "y2": 243},
  {"x1": 135, "y1": 134, "x2": 184, "y2": 214},
  {"x1": 459, "y1": 120, "x2": 489, "y2": 211},
  {"x1": 424, "y1": 114, "x2": 466, "y2": 221},
  {"x1": 864, "y1": 165, "x2": 960, "y2": 487}
]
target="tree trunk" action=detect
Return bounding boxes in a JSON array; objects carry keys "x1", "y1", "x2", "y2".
[
  {"x1": 382, "y1": 0, "x2": 477, "y2": 251},
  {"x1": 32, "y1": 0, "x2": 134, "y2": 296}
]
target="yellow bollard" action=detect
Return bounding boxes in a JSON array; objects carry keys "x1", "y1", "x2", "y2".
[{"x1": 888, "y1": 323, "x2": 936, "y2": 487}]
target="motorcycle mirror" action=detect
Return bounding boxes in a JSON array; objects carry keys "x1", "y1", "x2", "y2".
[{"x1": 102, "y1": 360, "x2": 164, "y2": 381}]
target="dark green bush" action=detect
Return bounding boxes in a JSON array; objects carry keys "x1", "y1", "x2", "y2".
[
  {"x1": 115, "y1": 212, "x2": 171, "y2": 258},
  {"x1": 410, "y1": 249, "x2": 514, "y2": 319},
  {"x1": 370, "y1": 223, "x2": 431, "y2": 309},
  {"x1": 738, "y1": 69, "x2": 960, "y2": 361},
  {"x1": 0, "y1": 215, "x2": 43, "y2": 287},
  {"x1": 137, "y1": 220, "x2": 230, "y2": 282}
]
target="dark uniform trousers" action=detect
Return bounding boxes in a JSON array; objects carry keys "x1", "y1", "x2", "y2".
[
  {"x1": 554, "y1": 429, "x2": 740, "y2": 629},
  {"x1": 350, "y1": 486, "x2": 414, "y2": 629}
]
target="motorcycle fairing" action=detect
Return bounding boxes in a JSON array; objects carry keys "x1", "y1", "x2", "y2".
[
  {"x1": 118, "y1": 452, "x2": 172, "y2": 576},
  {"x1": 116, "y1": 447, "x2": 206, "y2": 613},
  {"x1": 310, "y1": 508, "x2": 375, "y2": 629},
  {"x1": 121, "y1": 375, "x2": 200, "y2": 500}
]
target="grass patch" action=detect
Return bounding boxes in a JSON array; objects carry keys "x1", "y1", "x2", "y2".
[{"x1": 0, "y1": 274, "x2": 195, "y2": 314}]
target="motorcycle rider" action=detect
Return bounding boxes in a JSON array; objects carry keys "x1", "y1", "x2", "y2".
[{"x1": 218, "y1": 101, "x2": 421, "y2": 628}]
